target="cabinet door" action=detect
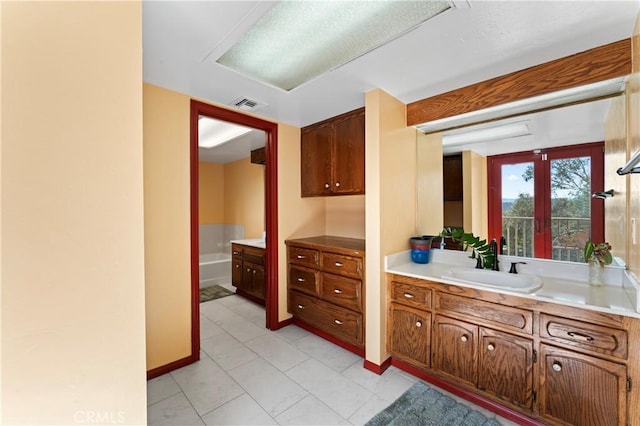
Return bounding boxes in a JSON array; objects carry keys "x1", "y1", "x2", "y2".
[
  {"x1": 478, "y1": 328, "x2": 534, "y2": 409},
  {"x1": 432, "y1": 315, "x2": 478, "y2": 388},
  {"x1": 301, "y1": 122, "x2": 332, "y2": 196},
  {"x1": 231, "y1": 259, "x2": 243, "y2": 288},
  {"x1": 539, "y1": 344, "x2": 627, "y2": 426},
  {"x1": 243, "y1": 262, "x2": 265, "y2": 302},
  {"x1": 389, "y1": 304, "x2": 431, "y2": 369},
  {"x1": 332, "y1": 110, "x2": 365, "y2": 195}
]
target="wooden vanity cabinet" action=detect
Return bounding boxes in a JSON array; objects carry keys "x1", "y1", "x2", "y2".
[
  {"x1": 286, "y1": 236, "x2": 365, "y2": 352},
  {"x1": 231, "y1": 243, "x2": 266, "y2": 304},
  {"x1": 301, "y1": 108, "x2": 365, "y2": 197}
]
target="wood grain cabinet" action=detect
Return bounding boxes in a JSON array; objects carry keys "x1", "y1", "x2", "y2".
[
  {"x1": 386, "y1": 274, "x2": 637, "y2": 425},
  {"x1": 301, "y1": 108, "x2": 365, "y2": 197},
  {"x1": 231, "y1": 243, "x2": 265, "y2": 304},
  {"x1": 286, "y1": 236, "x2": 365, "y2": 352}
]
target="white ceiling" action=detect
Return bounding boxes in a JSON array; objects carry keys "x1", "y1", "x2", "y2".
[{"x1": 143, "y1": 0, "x2": 639, "y2": 162}]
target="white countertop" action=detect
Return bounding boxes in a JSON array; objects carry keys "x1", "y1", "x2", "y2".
[
  {"x1": 230, "y1": 239, "x2": 266, "y2": 249},
  {"x1": 385, "y1": 249, "x2": 640, "y2": 318}
]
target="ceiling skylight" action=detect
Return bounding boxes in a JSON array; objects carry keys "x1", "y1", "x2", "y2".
[
  {"x1": 198, "y1": 116, "x2": 253, "y2": 148},
  {"x1": 217, "y1": 1, "x2": 451, "y2": 91}
]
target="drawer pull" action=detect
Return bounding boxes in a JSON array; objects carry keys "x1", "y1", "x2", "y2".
[
  {"x1": 253, "y1": 270, "x2": 256, "y2": 274},
  {"x1": 334, "y1": 319, "x2": 343, "y2": 325},
  {"x1": 297, "y1": 278, "x2": 306, "y2": 282},
  {"x1": 333, "y1": 288, "x2": 343, "y2": 294},
  {"x1": 297, "y1": 304, "x2": 304, "y2": 310},
  {"x1": 297, "y1": 255, "x2": 305, "y2": 259},
  {"x1": 247, "y1": 268, "x2": 252, "y2": 272},
  {"x1": 552, "y1": 362, "x2": 562, "y2": 372},
  {"x1": 403, "y1": 293, "x2": 415, "y2": 299},
  {"x1": 335, "y1": 262, "x2": 343, "y2": 267},
  {"x1": 235, "y1": 264, "x2": 240, "y2": 268},
  {"x1": 487, "y1": 343, "x2": 495, "y2": 351},
  {"x1": 416, "y1": 321, "x2": 422, "y2": 328},
  {"x1": 460, "y1": 335, "x2": 468, "y2": 343},
  {"x1": 567, "y1": 331, "x2": 594, "y2": 342}
]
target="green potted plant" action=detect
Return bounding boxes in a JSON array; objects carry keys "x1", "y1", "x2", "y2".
[{"x1": 583, "y1": 240, "x2": 612, "y2": 286}]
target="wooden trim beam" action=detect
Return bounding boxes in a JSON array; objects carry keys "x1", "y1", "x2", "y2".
[{"x1": 407, "y1": 39, "x2": 631, "y2": 127}]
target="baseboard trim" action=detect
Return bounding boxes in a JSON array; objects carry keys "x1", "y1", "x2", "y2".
[
  {"x1": 147, "y1": 352, "x2": 199, "y2": 380},
  {"x1": 363, "y1": 357, "x2": 392, "y2": 375},
  {"x1": 292, "y1": 319, "x2": 365, "y2": 357},
  {"x1": 273, "y1": 317, "x2": 293, "y2": 330},
  {"x1": 391, "y1": 358, "x2": 545, "y2": 426}
]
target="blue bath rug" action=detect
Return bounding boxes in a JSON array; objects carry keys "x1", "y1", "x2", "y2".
[
  {"x1": 199, "y1": 285, "x2": 235, "y2": 303},
  {"x1": 366, "y1": 381, "x2": 499, "y2": 426}
]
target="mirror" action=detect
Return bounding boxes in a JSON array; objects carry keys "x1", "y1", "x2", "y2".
[{"x1": 417, "y1": 89, "x2": 628, "y2": 265}]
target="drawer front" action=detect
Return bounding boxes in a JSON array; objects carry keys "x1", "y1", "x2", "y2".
[
  {"x1": 391, "y1": 281, "x2": 431, "y2": 309},
  {"x1": 540, "y1": 313, "x2": 628, "y2": 359},
  {"x1": 288, "y1": 246, "x2": 319, "y2": 268},
  {"x1": 322, "y1": 252, "x2": 362, "y2": 278},
  {"x1": 288, "y1": 265, "x2": 319, "y2": 296},
  {"x1": 434, "y1": 292, "x2": 533, "y2": 334},
  {"x1": 231, "y1": 244, "x2": 243, "y2": 259},
  {"x1": 289, "y1": 291, "x2": 363, "y2": 347},
  {"x1": 244, "y1": 247, "x2": 265, "y2": 265},
  {"x1": 320, "y1": 273, "x2": 362, "y2": 312}
]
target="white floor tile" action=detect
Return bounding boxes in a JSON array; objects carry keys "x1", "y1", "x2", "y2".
[
  {"x1": 201, "y1": 393, "x2": 277, "y2": 425},
  {"x1": 228, "y1": 357, "x2": 309, "y2": 417},
  {"x1": 147, "y1": 393, "x2": 204, "y2": 426},
  {"x1": 273, "y1": 324, "x2": 312, "y2": 343},
  {"x1": 286, "y1": 358, "x2": 373, "y2": 419},
  {"x1": 199, "y1": 301, "x2": 237, "y2": 324},
  {"x1": 293, "y1": 333, "x2": 362, "y2": 372},
  {"x1": 170, "y1": 357, "x2": 244, "y2": 416},
  {"x1": 217, "y1": 312, "x2": 268, "y2": 342},
  {"x1": 147, "y1": 374, "x2": 182, "y2": 406},
  {"x1": 275, "y1": 394, "x2": 350, "y2": 425},
  {"x1": 342, "y1": 362, "x2": 415, "y2": 403},
  {"x1": 245, "y1": 333, "x2": 309, "y2": 371},
  {"x1": 200, "y1": 333, "x2": 258, "y2": 370},
  {"x1": 347, "y1": 394, "x2": 391, "y2": 426}
]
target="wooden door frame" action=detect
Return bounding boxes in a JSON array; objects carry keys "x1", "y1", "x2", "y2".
[{"x1": 190, "y1": 100, "x2": 280, "y2": 361}]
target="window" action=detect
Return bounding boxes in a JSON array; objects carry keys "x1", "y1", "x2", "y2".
[{"x1": 488, "y1": 143, "x2": 604, "y2": 261}]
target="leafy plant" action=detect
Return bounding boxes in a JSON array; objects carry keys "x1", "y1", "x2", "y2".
[
  {"x1": 583, "y1": 240, "x2": 612, "y2": 266},
  {"x1": 440, "y1": 227, "x2": 495, "y2": 269}
]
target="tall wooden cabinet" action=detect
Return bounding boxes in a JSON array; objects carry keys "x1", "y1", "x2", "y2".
[{"x1": 301, "y1": 108, "x2": 365, "y2": 197}]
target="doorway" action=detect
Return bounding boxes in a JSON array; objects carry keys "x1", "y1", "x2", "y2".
[{"x1": 190, "y1": 100, "x2": 279, "y2": 360}]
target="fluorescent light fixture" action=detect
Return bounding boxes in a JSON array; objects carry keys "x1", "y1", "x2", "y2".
[
  {"x1": 442, "y1": 121, "x2": 532, "y2": 146},
  {"x1": 198, "y1": 116, "x2": 252, "y2": 148},
  {"x1": 417, "y1": 77, "x2": 626, "y2": 134},
  {"x1": 217, "y1": 1, "x2": 451, "y2": 91}
]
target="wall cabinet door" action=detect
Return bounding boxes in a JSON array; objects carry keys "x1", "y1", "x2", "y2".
[
  {"x1": 332, "y1": 111, "x2": 365, "y2": 194},
  {"x1": 478, "y1": 327, "x2": 534, "y2": 409},
  {"x1": 539, "y1": 344, "x2": 628, "y2": 426},
  {"x1": 301, "y1": 122, "x2": 332, "y2": 196},
  {"x1": 389, "y1": 303, "x2": 431, "y2": 369},
  {"x1": 432, "y1": 315, "x2": 478, "y2": 388}
]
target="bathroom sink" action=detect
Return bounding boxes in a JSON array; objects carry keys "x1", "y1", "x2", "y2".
[{"x1": 442, "y1": 269, "x2": 543, "y2": 293}]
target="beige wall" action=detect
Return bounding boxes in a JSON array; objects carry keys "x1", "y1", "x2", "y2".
[
  {"x1": 199, "y1": 162, "x2": 224, "y2": 224},
  {"x1": 325, "y1": 195, "x2": 366, "y2": 239},
  {"x1": 224, "y1": 158, "x2": 265, "y2": 239},
  {"x1": 462, "y1": 151, "x2": 488, "y2": 238},
  {"x1": 628, "y1": 14, "x2": 640, "y2": 278},
  {"x1": 2, "y1": 2, "x2": 147, "y2": 423},
  {"x1": 365, "y1": 89, "x2": 417, "y2": 364},
  {"x1": 416, "y1": 132, "x2": 444, "y2": 235}
]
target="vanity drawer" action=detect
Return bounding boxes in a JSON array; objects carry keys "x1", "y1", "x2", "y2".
[
  {"x1": 321, "y1": 252, "x2": 362, "y2": 278},
  {"x1": 320, "y1": 273, "x2": 362, "y2": 312},
  {"x1": 288, "y1": 246, "x2": 319, "y2": 268},
  {"x1": 231, "y1": 244, "x2": 243, "y2": 259},
  {"x1": 289, "y1": 290, "x2": 363, "y2": 347},
  {"x1": 391, "y1": 281, "x2": 431, "y2": 309},
  {"x1": 288, "y1": 265, "x2": 319, "y2": 296},
  {"x1": 244, "y1": 246, "x2": 265, "y2": 265},
  {"x1": 434, "y1": 292, "x2": 533, "y2": 334},
  {"x1": 540, "y1": 313, "x2": 628, "y2": 359}
]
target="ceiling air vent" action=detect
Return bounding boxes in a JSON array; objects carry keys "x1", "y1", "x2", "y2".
[{"x1": 230, "y1": 97, "x2": 266, "y2": 112}]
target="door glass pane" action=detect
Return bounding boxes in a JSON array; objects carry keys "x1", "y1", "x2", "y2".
[
  {"x1": 550, "y1": 156, "x2": 591, "y2": 261},
  {"x1": 502, "y1": 163, "x2": 534, "y2": 257}
]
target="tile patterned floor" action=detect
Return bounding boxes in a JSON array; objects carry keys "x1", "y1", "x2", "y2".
[{"x1": 147, "y1": 292, "x2": 520, "y2": 425}]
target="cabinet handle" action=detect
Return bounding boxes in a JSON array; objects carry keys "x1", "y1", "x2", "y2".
[
  {"x1": 247, "y1": 268, "x2": 251, "y2": 272},
  {"x1": 403, "y1": 293, "x2": 414, "y2": 299},
  {"x1": 324, "y1": 183, "x2": 330, "y2": 189},
  {"x1": 567, "y1": 331, "x2": 594, "y2": 342},
  {"x1": 487, "y1": 343, "x2": 495, "y2": 351},
  {"x1": 297, "y1": 278, "x2": 306, "y2": 282},
  {"x1": 552, "y1": 362, "x2": 562, "y2": 372},
  {"x1": 416, "y1": 321, "x2": 422, "y2": 328},
  {"x1": 253, "y1": 270, "x2": 256, "y2": 274},
  {"x1": 333, "y1": 288, "x2": 343, "y2": 294},
  {"x1": 233, "y1": 251, "x2": 239, "y2": 255},
  {"x1": 297, "y1": 255, "x2": 305, "y2": 259},
  {"x1": 334, "y1": 262, "x2": 343, "y2": 267},
  {"x1": 334, "y1": 319, "x2": 343, "y2": 325},
  {"x1": 235, "y1": 264, "x2": 240, "y2": 268},
  {"x1": 297, "y1": 304, "x2": 304, "y2": 310},
  {"x1": 460, "y1": 335, "x2": 468, "y2": 343},
  {"x1": 335, "y1": 181, "x2": 341, "y2": 187}
]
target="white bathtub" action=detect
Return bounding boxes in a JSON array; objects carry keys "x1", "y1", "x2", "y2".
[{"x1": 199, "y1": 252, "x2": 232, "y2": 289}]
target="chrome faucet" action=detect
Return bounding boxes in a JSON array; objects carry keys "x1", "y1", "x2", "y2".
[{"x1": 489, "y1": 238, "x2": 500, "y2": 271}]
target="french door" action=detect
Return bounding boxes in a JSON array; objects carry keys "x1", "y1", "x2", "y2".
[{"x1": 488, "y1": 143, "x2": 604, "y2": 261}]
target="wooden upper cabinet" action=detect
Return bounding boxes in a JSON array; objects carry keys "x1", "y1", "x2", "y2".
[
  {"x1": 443, "y1": 154, "x2": 463, "y2": 201},
  {"x1": 301, "y1": 108, "x2": 365, "y2": 197}
]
